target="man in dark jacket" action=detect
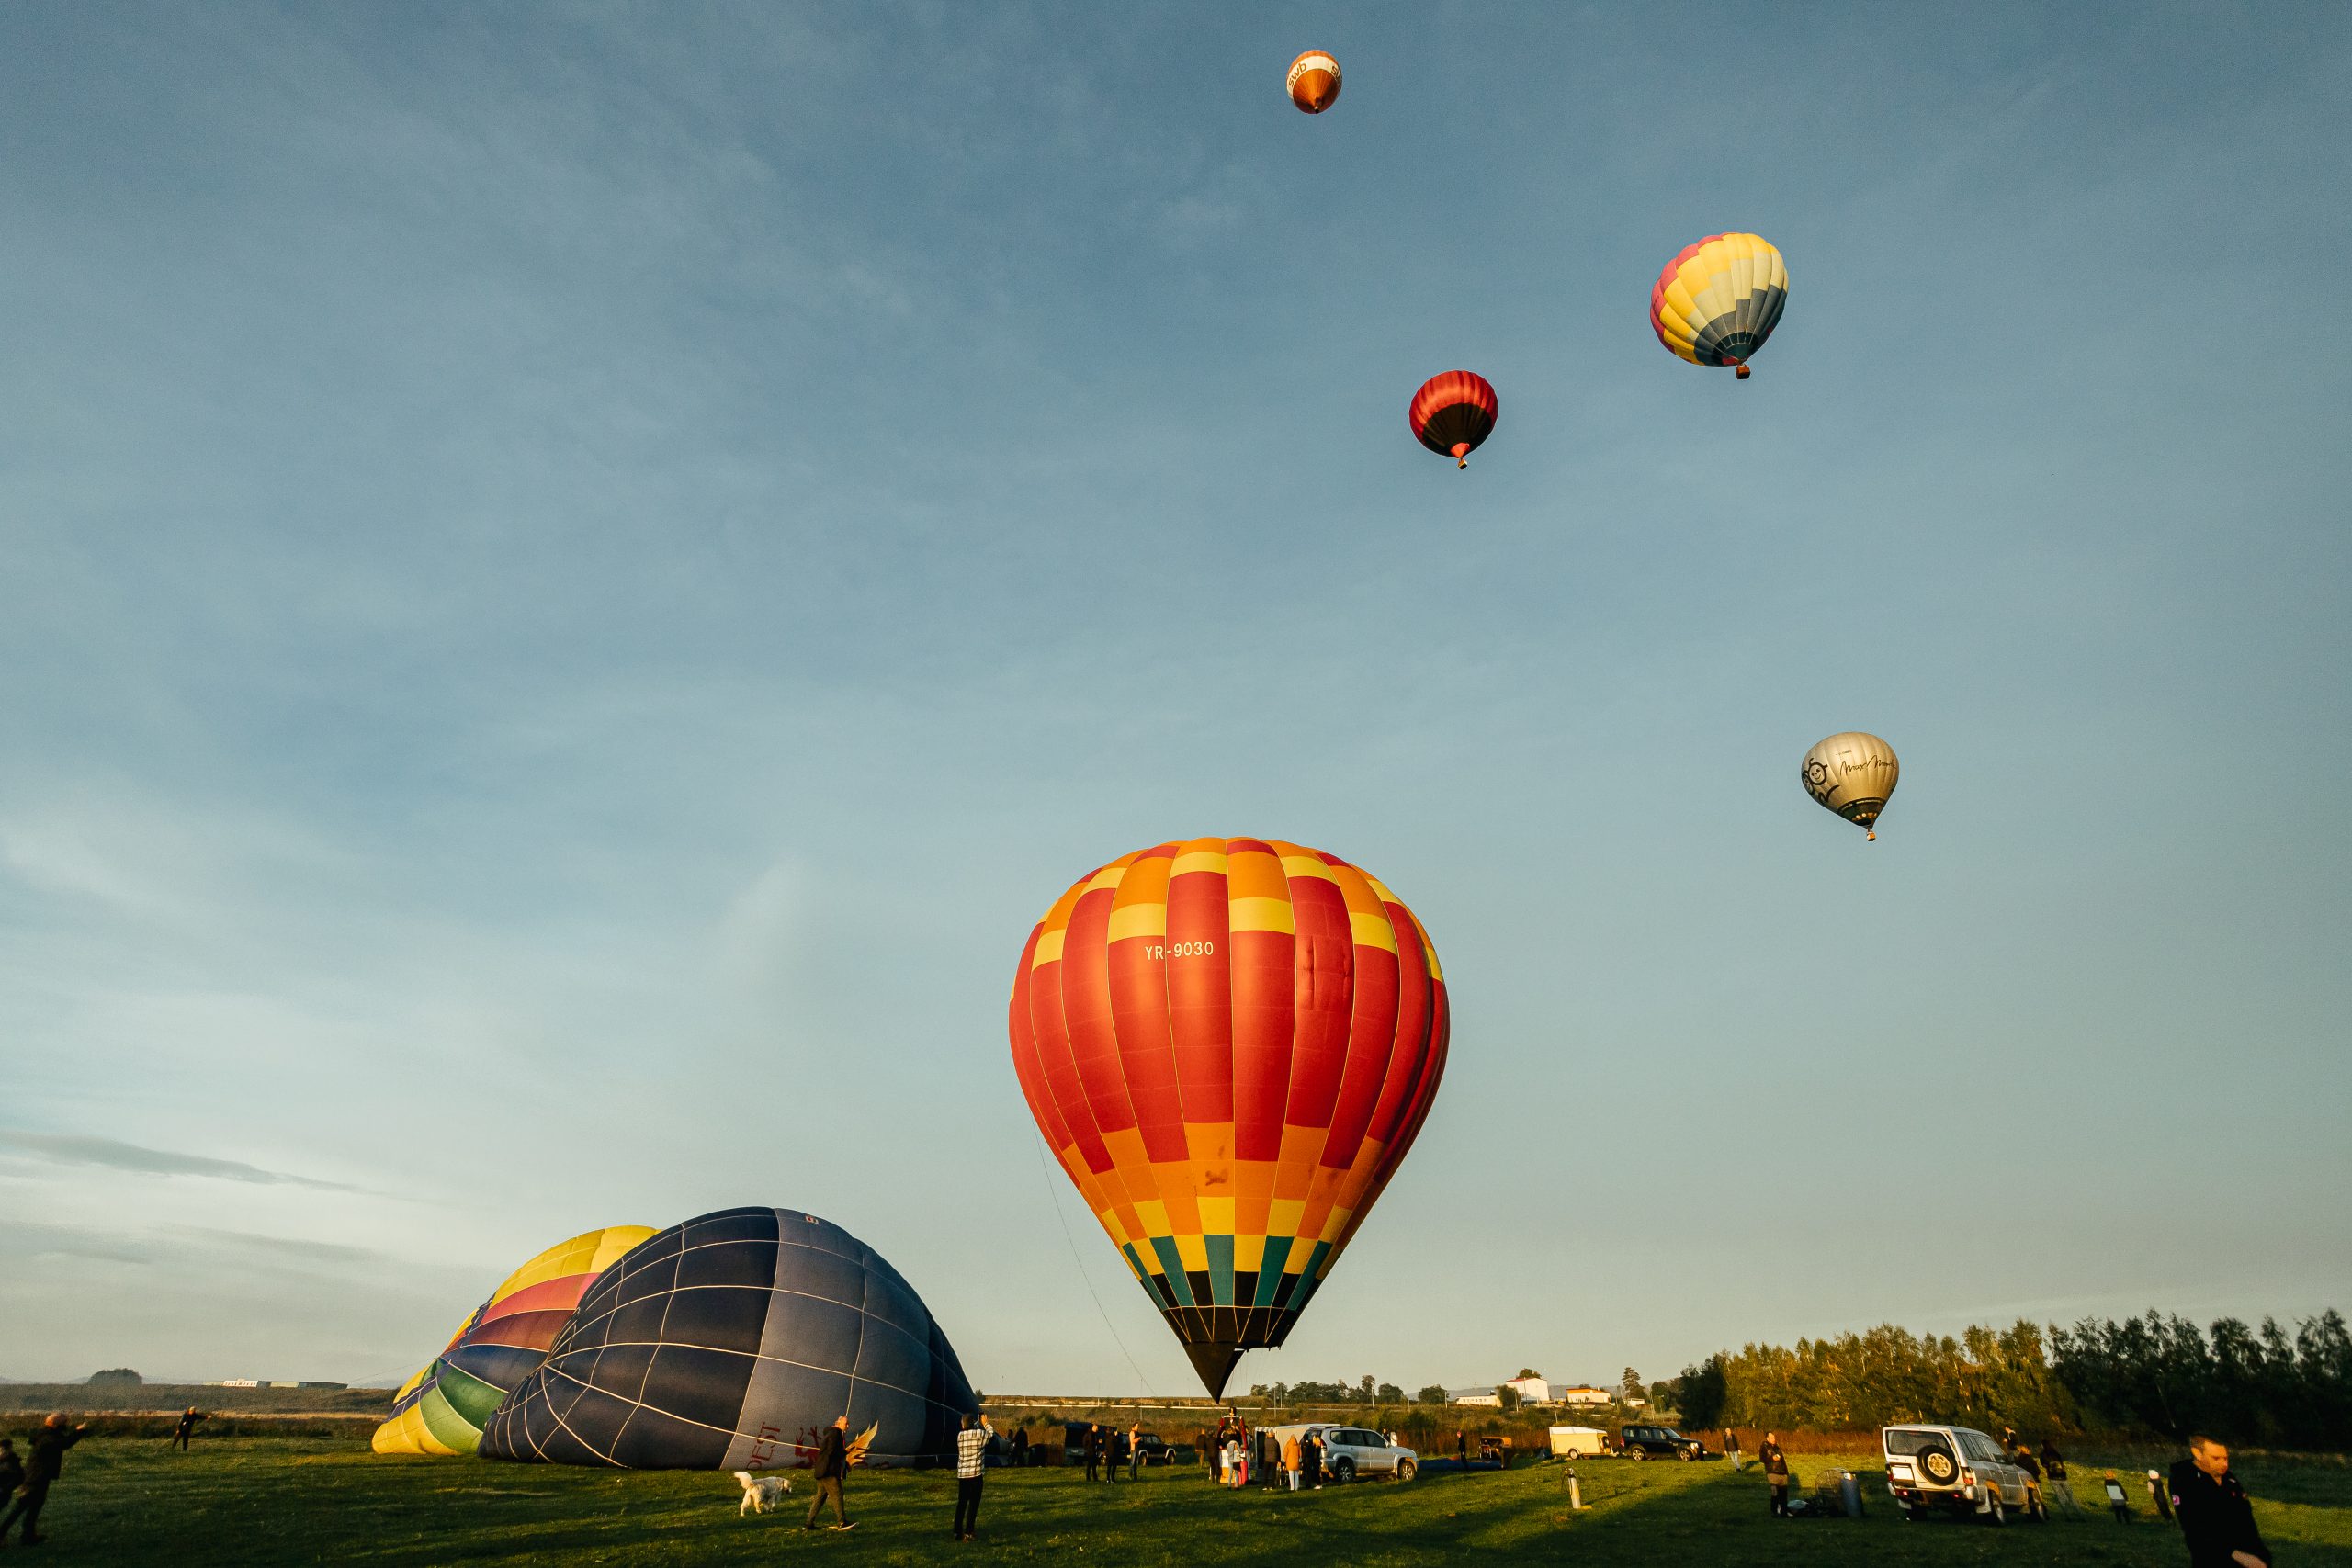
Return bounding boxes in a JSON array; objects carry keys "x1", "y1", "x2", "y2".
[
  {"x1": 1303, "y1": 1431, "x2": 1324, "y2": 1491},
  {"x1": 2042, "y1": 1439, "x2": 2083, "y2": 1518},
  {"x1": 1758, "y1": 1431, "x2": 1791, "y2": 1517},
  {"x1": 173, "y1": 1406, "x2": 208, "y2": 1451},
  {"x1": 0, "y1": 1440, "x2": 22, "y2": 1502},
  {"x1": 802, "y1": 1415, "x2": 855, "y2": 1531},
  {"x1": 2169, "y1": 1437, "x2": 2270, "y2": 1568},
  {"x1": 1, "y1": 1415, "x2": 89, "y2": 1546},
  {"x1": 1084, "y1": 1424, "x2": 1102, "y2": 1482}
]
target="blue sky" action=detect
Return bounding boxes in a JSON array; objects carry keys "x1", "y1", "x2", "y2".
[{"x1": 3, "y1": 2, "x2": 2346, "y2": 1396}]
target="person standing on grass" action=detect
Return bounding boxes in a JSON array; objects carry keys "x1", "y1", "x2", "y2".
[
  {"x1": 0, "y1": 1414, "x2": 89, "y2": 1548},
  {"x1": 1303, "y1": 1430, "x2": 1324, "y2": 1491},
  {"x1": 1127, "y1": 1422, "x2": 1143, "y2": 1480},
  {"x1": 1082, "y1": 1424, "x2": 1101, "y2": 1482},
  {"x1": 802, "y1": 1415, "x2": 855, "y2": 1532},
  {"x1": 172, "y1": 1406, "x2": 207, "y2": 1450},
  {"x1": 2169, "y1": 1436, "x2": 2271, "y2": 1568},
  {"x1": 2041, "y1": 1438, "x2": 2082, "y2": 1518},
  {"x1": 951, "y1": 1412, "x2": 991, "y2": 1541},
  {"x1": 1758, "y1": 1430, "x2": 1790, "y2": 1517},
  {"x1": 1011, "y1": 1426, "x2": 1029, "y2": 1468},
  {"x1": 0, "y1": 1441, "x2": 22, "y2": 1506},
  {"x1": 2014, "y1": 1441, "x2": 2047, "y2": 1519},
  {"x1": 1455, "y1": 1428, "x2": 1466, "y2": 1468},
  {"x1": 1282, "y1": 1431, "x2": 1302, "y2": 1491},
  {"x1": 1724, "y1": 1428, "x2": 1743, "y2": 1472}
]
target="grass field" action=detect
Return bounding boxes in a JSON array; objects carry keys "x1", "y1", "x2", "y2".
[{"x1": 12, "y1": 1436, "x2": 2351, "y2": 1565}]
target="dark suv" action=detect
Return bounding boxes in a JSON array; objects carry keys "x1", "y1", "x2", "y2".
[{"x1": 1618, "y1": 1425, "x2": 1713, "y2": 1461}]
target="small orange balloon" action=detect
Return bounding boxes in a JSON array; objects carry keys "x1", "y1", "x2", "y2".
[{"x1": 1286, "y1": 51, "x2": 1340, "y2": 114}]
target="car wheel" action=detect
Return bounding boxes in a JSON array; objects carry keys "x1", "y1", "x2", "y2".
[
  {"x1": 1984, "y1": 1492, "x2": 2007, "y2": 1526},
  {"x1": 1627, "y1": 1448, "x2": 1646, "y2": 1461},
  {"x1": 1678, "y1": 1446, "x2": 1694, "y2": 1461},
  {"x1": 1331, "y1": 1459, "x2": 1355, "y2": 1483},
  {"x1": 1396, "y1": 1459, "x2": 1416, "y2": 1483}
]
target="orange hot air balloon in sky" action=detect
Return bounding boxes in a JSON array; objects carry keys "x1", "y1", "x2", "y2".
[
  {"x1": 1285, "y1": 51, "x2": 1340, "y2": 113},
  {"x1": 1409, "y1": 370, "x2": 1498, "y2": 468},
  {"x1": 1008, "y1": 839, "x2": 1449, "y2": 1399}
]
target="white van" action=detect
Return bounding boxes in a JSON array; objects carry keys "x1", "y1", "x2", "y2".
[{"x1": 1549, "y1": 1426, "x2": 1611, "y2": 1459}]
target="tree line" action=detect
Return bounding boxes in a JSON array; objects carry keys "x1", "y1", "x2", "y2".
[{"x1": 1663, "y1": 1310, "x2": 2352, "y2": 1450}]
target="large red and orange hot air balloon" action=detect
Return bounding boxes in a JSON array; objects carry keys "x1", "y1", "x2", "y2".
[
  {"x1": 1408, "y1": 370, "x2": 1498, "y2": 468},
  {"x1": 1008, "y1": 839, "x2": 1448, "y2": 1398},
  {"x1": 1285, "y1": 51, "x2": 1341, "y2": 114}
]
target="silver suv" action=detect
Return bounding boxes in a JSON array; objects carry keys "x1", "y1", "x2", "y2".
[
  {"x1": 1882, "y1": 1425, "x2": 2041, "y2": 1523},
  {"x1": 1263, "y1": 1424, "x2": 1419, "y2": 1483}
]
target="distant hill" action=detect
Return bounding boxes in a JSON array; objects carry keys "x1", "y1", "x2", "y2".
[{"x1": 0, "y1": 1383, "x2": 390, "y2": 1416}]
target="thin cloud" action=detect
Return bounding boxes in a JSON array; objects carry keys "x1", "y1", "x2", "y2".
[{"x1": 0, "y1": 1130, "x2": 362, "y2": 1193}]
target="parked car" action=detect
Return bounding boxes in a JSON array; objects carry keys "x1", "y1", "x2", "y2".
[
  {"x1": 1617, "y1": 1425, "x2": 1714, "y2": 1461},
  {"x1": 1882, "y1": 1424, "x2": 2041, "y2": 1522},
  {"x1": 1260, "y1": 1423, "x2": 1419, "y2": 1482},
  {"x1": 1130, "y1": 1431, "x2": 1173, "y2": 1465}
]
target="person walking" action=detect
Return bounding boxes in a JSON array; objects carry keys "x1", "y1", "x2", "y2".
[
  {"x1": 2168, "y1": 1436, "x2": 2271, "y2": 1568},
  {"x1": 1724, "y1": 1428, "x2": 1744, "y2": 1472},
  {"x1": 2041, "y1": 1438, "x2": 2083, "y2": 1519},
  {"x1": 1759, "y1": 1431, "x2": 1791, "y2": 1517},
  {"x1": 0, "y1": 1414, "x2": 89, "y2": 1547},
  {"x1": 951, "y1": 1412, "x2": 992, "y2": 1540},
  {"x1": 1282, "y1": 1431, "x2": 1302, "y2": 1492},
  {"x1": 1127, "y1": 1423, "x2": 1144, "y2": 1481},
  {"x1": 172, "y1": 1406, "x2": 208, "y2": 1451},
  {"x1": 801, "y1": 1415, "x2": 855, "y2": 1532}
]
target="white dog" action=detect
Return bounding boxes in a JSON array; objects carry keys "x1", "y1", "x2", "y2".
[{"x1": 735, "y1": 1470, "x2": 793, "y2": 1515}]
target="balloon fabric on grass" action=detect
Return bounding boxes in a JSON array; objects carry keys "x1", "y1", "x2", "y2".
[{"x1": 480, "y1": 1207, "x2": 976, "y2": 1470}]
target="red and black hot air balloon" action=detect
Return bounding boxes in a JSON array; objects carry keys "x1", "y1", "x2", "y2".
[{"x1": 1408, "y1": 371, "x2": 1498, "y2": 469}]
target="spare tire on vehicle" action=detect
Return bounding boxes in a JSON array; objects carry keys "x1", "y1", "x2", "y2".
[{"x1": 1917, "y1": 1445, "x2": 1958, "y2": 1485}]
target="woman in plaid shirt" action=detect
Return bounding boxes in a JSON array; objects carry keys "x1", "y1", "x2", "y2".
[{"x1": 953, "y1": 1413, "x2": 994, "y2": 1540}]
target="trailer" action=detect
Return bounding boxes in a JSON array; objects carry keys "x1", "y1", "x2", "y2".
[{"x1": 1549, "y1": 1426, "x2": 1612, "y2": 1459}]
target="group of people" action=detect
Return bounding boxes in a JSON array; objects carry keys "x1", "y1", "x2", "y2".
[
  {"x1": 0, "y1": 1415, "x2": 89, "y2": 1548},
  {"x1": 1076, "y1": 1422, "x2": 1148, "y2": 1482}
]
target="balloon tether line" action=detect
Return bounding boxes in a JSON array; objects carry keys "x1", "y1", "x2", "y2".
[{"x1": 1033, "y1": 1130, "x2": 1157, "y2": 1398}]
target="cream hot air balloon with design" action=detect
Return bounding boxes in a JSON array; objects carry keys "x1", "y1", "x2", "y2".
[
  {"x1": 1802, "y1": 733, "x2": 1900, "y2": 840},
  {"x1": 1285, "y1": 51, "x2": 1341, "y2": 113}
]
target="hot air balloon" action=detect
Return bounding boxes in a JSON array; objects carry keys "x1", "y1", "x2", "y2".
[
  {"x1": 373, "y1": 1224, "x2": 655, "y2": 1456},
  {"x1": 1008, "y1": 839, "x2": 1449, "y2": 1399},
  {"x1": 1802, "y1": 732, "x2": 1900, "y2": 840},
  {"x1": 1408, "y1": 371, "x2": 1498, "y2": 468},
  {"x1": 1650, "y1": 233, "x2": 1787, "y2": 379},
  {"x1": 481, "y1": 1207, "x2": 976, "y2": 1469},
  {"x1": 1286, "y1": 50, "x2": 1341, "y2": 113}
]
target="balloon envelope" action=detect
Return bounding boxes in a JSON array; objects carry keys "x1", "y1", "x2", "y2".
[
  {"x1": 373, "y1": 1224, "x2": 654, "y2": 1457},
  {"x1": 1408, "y1": 370, "x2": 1498, "y2": 467},
  {"x1": 1008, "y1": 839, "x2": 1449, "y2": 1397},
  {"x1": 1286, "y1": 50, "x2": 1340, "y2": 113},
  {"x1": 1802, "y1": 732, "x2": 1900, "y2": 838},
  {"x1": 480, "y1": 1207, "x2": 975, "y2": 1470},
  {"x1": 1651, "y1": 233, "x2": 1787, "y2": 377}
]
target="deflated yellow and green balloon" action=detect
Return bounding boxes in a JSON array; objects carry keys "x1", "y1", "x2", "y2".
[{"x1": 373, "y1": 1225, "x2": 653, "y2": 1456}]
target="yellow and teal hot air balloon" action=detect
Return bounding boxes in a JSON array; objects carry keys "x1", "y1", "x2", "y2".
[
  {"x1": 1650, "y1": 233, "x2": 1787, "y2": 379},
  {"x1": 372, "y1": 1224, "x2": 653, "y2": 1456}
]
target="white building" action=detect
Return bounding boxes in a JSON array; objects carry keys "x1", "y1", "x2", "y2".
[
  {"x1": 1504, "y1": 1375, "x2": 1554, "y2": 1404},
  {"x1": 1444, "y1": 1386, "x2": 1502, "y2": 1407},
  {"x1": 1556, "y1": 1385, "x2": 1613, "y2": 1406}
]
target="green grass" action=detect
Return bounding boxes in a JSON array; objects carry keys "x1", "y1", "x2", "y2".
[{"x1": 14, "y1": 1436, "x2": 2352, "y2": 1566}]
